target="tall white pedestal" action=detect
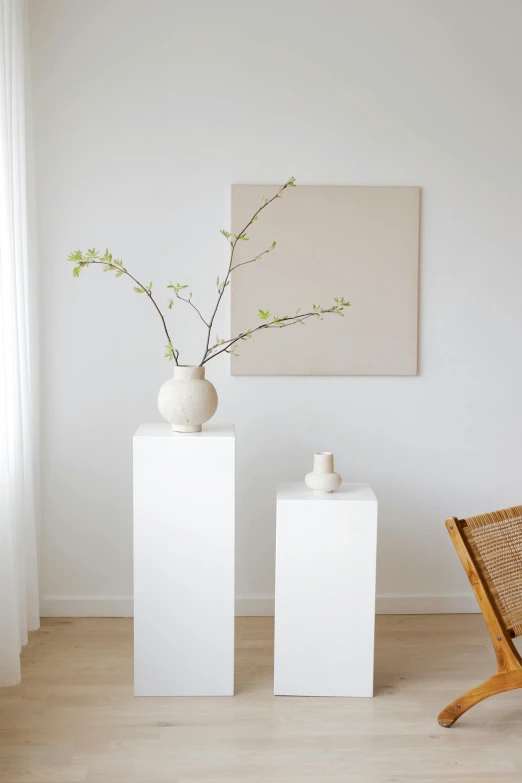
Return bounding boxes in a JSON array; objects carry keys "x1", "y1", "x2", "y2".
[
  {"x1": 274, "y1": 483, "x2": 378, "y2": 697},
  {"x1": 133, "y1": 423, "x2": 235, "y2": 696}
]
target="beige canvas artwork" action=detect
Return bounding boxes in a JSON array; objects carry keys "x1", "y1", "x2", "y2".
[{"x1": 230, "y1": 185, "x2": 420, "y2": 376}]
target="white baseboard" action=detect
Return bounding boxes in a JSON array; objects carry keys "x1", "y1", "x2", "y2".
[
  {"x1": 236, "y1": 594, "x2": 479, "y2": 615},
  {"x1": 40, "y1": 593, "x2": 478, "y2": 618},
  {"x1": 375, "y1": 593, "x2": 478, "y2": 614},
  {"x1": 40, "y1": 595, "x2": 134, "y2": 617}
]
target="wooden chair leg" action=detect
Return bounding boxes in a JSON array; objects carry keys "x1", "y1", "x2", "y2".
[{"x1": 438, "y1": 669, "x2": 522, "y2": 727}]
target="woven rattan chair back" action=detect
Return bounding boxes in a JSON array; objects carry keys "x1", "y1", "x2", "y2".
[{"x1": 462, "y1": 505, "x2": 522, "y2": 638}]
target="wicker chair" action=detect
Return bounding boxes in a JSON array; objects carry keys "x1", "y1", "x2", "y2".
[{"x1": 438, "y1": 506, "x2": 522, "y2": 727}]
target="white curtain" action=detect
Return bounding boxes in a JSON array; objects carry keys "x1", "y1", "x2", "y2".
[{"x1": 0, "y1": 0, "x2": 39, "y2": 687}]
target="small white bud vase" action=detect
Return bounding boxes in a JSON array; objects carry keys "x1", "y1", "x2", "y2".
[
  {"x1": 305, "y1": 452, "x2": 342, "y2": 494},
  {"x1": 158, "y1": 365, "x2": 218, "y2": 433}
]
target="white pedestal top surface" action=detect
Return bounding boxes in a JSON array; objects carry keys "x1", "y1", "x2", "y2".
[
  {"x1": 134, "y1": 422, "x2": 235, "y2": 438},
  {"x1": 277, "y1": 482, "x2": 377, "y2": 503}
]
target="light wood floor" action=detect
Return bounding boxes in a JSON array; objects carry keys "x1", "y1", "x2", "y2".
[{"x1": 1, "y1": 615, "x2": 522, "y2": 782}]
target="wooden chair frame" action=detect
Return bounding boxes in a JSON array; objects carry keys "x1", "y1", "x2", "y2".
[{"x1": 438, "y1": 516, "x2": 522, "y2": 728}]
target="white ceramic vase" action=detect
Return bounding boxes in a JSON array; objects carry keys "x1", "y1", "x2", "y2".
[
  {"x1": 305, "y1": 452, "x2": 342, "y2": 494},
  {"x1": 158, "y1": 365, "x2": 218, "y2": 433}
]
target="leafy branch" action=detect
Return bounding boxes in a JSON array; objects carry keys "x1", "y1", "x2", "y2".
[
  {"x1": 199, "y1": 177, "x2": 296, "y2": 365},
  {"x1": 202, "y1": 298, "x2": 350, "y2": 363},
  {"x1": 67, "y1": 248, "x2": 179, "y2": 364},
  {"x1": 167, "y1": 282, "x2": 209, "y2": 328}
]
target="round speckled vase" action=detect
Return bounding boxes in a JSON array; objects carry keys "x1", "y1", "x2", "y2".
[
  {"x1": 305, "y1": 451, "x2": 342, "y2": 494},
  {"x1": 157, "y1": 365, "x2": 218, "y2": 433}
]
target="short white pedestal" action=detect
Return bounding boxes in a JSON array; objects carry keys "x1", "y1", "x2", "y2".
[
  {"x1": 133, "y1": 423, "x2": 235, "y2": 696},
  {"x1": 274, "y1": 483, "x2": 378, "y2": 697}
]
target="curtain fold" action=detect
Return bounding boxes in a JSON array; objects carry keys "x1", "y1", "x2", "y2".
[{"x1": 0, "y1": 0, "x2": 39, "y2": 687}]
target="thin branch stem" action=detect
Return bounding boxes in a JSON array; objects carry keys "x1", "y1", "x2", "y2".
[
  {"x1": 230, "y1": 247, "x2": 272, "y2": 272},
  {"x1": 174, "y1": 292, "x2": 209, "y2": 327},
  {"x1": 202, "y1": 307, "x2": 343, "y2": 365},
  {"x1": 199, "y1": 182, "x2": 292, "y2": 366}
]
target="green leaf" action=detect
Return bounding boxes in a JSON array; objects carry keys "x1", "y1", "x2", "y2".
[
  {"x1": 134, "y1": 287, "x2": 144, "y2": 294},
  {"x1": 220, "y1": 229, "x2": 231, "y2": 239},
  {"x1": 167, "y1": 281, "x2": 188, "y2": 294},
  {"x1": 258, "y1": 309, "x2": 270, "y2": 320},
  {"x1": 238, "y1": 233, "x2": 249, "y2": 241},
  {"x1": 270, "y1": 241, "x2": 277, "y2": 250},
  {"x1": 216, "y1": 277, "x2": 220, "y2": 288},
  {"x1": 164, "y1": 342, "x2": 175, "y2": 361},
  {"x1": 72, "y1": 266, "x2": 81, "y2": 277},
  {"x1": 114, "y1": 270, "x2": 124, "y2": 278}
]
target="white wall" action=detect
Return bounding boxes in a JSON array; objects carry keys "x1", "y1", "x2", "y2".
[{"x1": 29, "y1": 0, "x2": 522, "y2": 616}]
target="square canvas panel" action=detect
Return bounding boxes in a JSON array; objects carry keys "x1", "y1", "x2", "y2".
[{"x1": 230, "y1": 185, "x2": 420, "y2": 376}]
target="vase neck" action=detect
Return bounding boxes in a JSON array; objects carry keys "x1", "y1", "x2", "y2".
[
  {"x1": 313, "y1": 451, "x2": 334, "y2": 474},
  {"x1": 173, "y1": 365, "x2": 205, "y2": 380}
]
